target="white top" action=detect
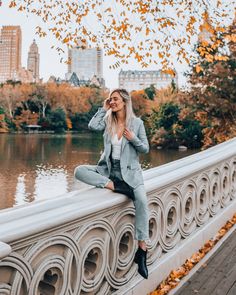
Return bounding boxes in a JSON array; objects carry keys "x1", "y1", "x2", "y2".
[{"x1": 111, "y1": 134, "x2": 123, "y2": 160}]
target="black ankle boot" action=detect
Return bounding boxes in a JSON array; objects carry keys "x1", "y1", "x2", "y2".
[
  {"x1": 134, "y1": 247, "x2": 148, "y2": 279},
  {"x1": 113, "y1": 179, "x2": 135, "y2": 200}
]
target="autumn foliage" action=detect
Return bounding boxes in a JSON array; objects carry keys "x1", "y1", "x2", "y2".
[
  {"x1": 0, "y1": 112, "x2": 8, "y2": 133},
  {"x1": 7, "y1": 0, "x2": 235, "y2": 72},
  {"x1": 179, "y1": 15, "x2": 236, "y2": 149},
  {"x1": 0, "y1": 82, "x2": 107, "y2": 132},
  {"x1": 147, "y1": 14, "x2": 236, "y2": 150},
  {"x1": 131, "y1": 90, "x2": 154, "y2": 117}
]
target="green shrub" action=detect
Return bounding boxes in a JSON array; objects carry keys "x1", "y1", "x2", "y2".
[{"x1": 48, "y1": 108, "x2": 67, "y2": 133}]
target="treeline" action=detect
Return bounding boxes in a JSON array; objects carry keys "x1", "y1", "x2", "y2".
[
  {"x1": 147, "y1": 18, "x2": 236, "y2": 150},
  {"x1": 0, "y1": 19, "x2": 235, "y2": 150},
  {"x1": 0, "y1": 83, "x2": 107, "y2": 133}
]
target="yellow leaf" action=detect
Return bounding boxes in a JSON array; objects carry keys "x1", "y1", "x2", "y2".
[
  {"x1": 9, "y1": 1, "x2": 16, "y2": 8},
  {"x1": 135, "y1": 52, "x2": 143, "y2": 62},
  {"x1": 162, "y1": 69, "x2": 175, "y2": 76},
  {"x1": 146, "y1": 27, "x2": 150, "y2": 36},
  {"x1": 215, "y1": 55, "x2": 229, "y2": 61},
  {"x1": 201, "y1": 40, "x2": 209, "y2": 47},
  {"x1": 62, "y1": 37, "x2": 69, "y2": 43},
  {"x1": 189, "y1": 16, "x2": 196, "y2": 24},
  {"x1": 195, "y1": 64, "x2": 203, "y2": 73}
]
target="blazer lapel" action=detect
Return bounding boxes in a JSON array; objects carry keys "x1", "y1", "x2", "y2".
[
  {"x1": 105, "y1": 118, "x2": 135, "y2": 154},
  {"x1": 121, "y1": 118, "x2": 135, "y2": 152},
  {"x1": 121, "y1": 136, "x2": 128, "y2": 152}
]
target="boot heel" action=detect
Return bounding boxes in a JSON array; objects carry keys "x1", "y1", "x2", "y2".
[{"x1": 133, "y1": 247, "x2": 148, "y2": 279}]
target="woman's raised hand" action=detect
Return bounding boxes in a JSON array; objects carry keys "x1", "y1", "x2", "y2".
[
  {"x1": 123, "y1": 128, "x2": 135, "y2": 141},
  {"x1": 103, "y1": 98, "x2": 111, "y2": 111}
]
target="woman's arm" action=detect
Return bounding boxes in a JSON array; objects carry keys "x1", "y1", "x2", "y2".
[
  {"x1": 129, "y1": 120, "x2": 149, "y2": 154},
  {"x1": 88, "y1": 107, "x2": 107, "y2": 131}
]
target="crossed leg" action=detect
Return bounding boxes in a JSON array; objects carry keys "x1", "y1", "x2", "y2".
[{"x1": 74, "y1": 164, "x2": 148, "y2": 250}]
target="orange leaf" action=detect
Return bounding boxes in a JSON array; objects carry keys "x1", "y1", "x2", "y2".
[
  {"x1": 62, "y1": 37, "x2": 69, "y2": 43},
  {"x1": 195, "y1": 64, "x2": 203, "y2": 73}
]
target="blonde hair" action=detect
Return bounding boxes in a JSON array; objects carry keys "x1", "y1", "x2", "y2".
[{"x1": 104, "y1": 88, "x2": 136, "y2": 136}]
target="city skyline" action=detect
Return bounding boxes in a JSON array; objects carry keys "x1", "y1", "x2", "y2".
[
  {"x1": 0, "y1": 22, "x2": 184, "y2": 89},
  {"x1": 2, "y1": 25, "x2": 183, "y2": 88},
  {"x1": 1, "y1": 2, "x2": 235, "y2": 89},
  {"x1": 0, "y1": 2, "x2": 190, "y2": 89}
]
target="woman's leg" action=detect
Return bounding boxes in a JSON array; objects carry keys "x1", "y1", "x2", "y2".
[
  {"x1": 74, "y1": 165, "x2": 113, "y2": 189},
  {"x1": 109, "y1": 160, "x2": 149, "y2": 242},
  {"x1": 75, "y1": 163, "x2": 149, "y2": 246},
  {"x1": 133, "y1": 184, "x2": 149, "y2": 244},
  {"x1": 132, "y1": 184, "x2": 149, "y2": 279}
]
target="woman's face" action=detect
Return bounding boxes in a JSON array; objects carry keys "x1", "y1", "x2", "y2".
[{"x1": 109, "y1": 91, "x2": 126, "y2": 113}]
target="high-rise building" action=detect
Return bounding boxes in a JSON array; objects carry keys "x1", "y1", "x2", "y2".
[
  {"x1": 66, "y1": 44, "x2": 104, "y2": 85},
  {"x1": 0, "y1": 26, "x2": 22, "y2": 83},
  {"x1": 13, "y1": 67, "x2": 34, "y2": 83},
  {"x1": 119, "y1": 70, "x2": 178, "y2": 92},
  {"x1": 27, "y1": 39, "x2": 40, "y2": 83}
]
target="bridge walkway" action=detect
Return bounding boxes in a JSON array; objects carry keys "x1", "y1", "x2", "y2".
[{"x1": 174, "y1": 227, "x2": 236, "y2": 295}]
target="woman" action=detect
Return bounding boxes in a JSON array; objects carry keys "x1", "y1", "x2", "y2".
[{"x1": 74, "y1": 88, "x2": 150, "y2": 279}]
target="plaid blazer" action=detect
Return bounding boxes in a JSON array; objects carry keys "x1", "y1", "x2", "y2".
[{"x1": 88, "y1": 107, "x2": 149, "y2": 188}]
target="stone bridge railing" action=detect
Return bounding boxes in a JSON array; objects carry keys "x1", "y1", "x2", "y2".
[{"x1": 0, "y1": 138, "x2": 236, "y2": 295}]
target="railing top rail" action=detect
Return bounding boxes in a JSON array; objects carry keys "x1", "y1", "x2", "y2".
[
  {"x1": 0, "y1": 241, "x2": 11, "y2": 259},
  {"x1": 0, "y1": 137, "x2": 235, "y2": 244},
  {"x1": 144, "y1": 137, "x2": 236, "y2": 180}
]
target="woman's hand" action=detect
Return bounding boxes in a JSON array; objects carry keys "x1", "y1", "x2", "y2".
[
  {"x1": 123, "y1": 128, "x2": 135, "y2": 141},
  {"x1": 103, "y1": 98, "x2": 111, "y2": 111}
]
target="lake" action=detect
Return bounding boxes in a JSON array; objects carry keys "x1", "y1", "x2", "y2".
[{"x1": 0, "y1": 133, "x2": 199, "y2": 210}]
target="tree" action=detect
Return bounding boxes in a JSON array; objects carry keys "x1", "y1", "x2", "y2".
[
  {"x1": 48, "y1": 108, "x2": 67, "y2": 133},
  {"x1": 175, "y1": 118, "x2": 203, "y2": 149},
  {"x1": 131, "y1": 90, "x2": 154, "y2": 117},
  {"x1": 151, "y1": 86, "x2": 180, "y2": 107},
  {"x1": 8, "y1": 1, "x2": 235, "y2": 71},
  {"x1": 31, "y1": 84, "x2": 49, "y2": 118},
  {"x1": 0, "y1": 84, "x2": 21, "y2": 118},
  {"x1": 13, "y1": 110, "x2": 39, "y2": 130},
  {"x1": 153, "y1": 102, "x2": 180, "y2": 130},
  {"x1": 0, "y1": 108, "x2": 8, "y2": 133},
  {"x1": 180, "y1": 15, "x2": 236, "y2": 148},
  {"x1": 149, "y1": 102, "x2": 204, "y2": 149},
  {"x1": 144, "y1": 84, "x2": 156, "y2": 100}
]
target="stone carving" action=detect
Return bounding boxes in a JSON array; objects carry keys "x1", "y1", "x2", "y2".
[{"x1": 0, "y1": 140, "x2": 236, "y2": 294}]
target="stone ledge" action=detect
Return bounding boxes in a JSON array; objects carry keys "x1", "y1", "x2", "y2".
[
  {"x1": 0, "y1": 242, "x2": 11, "y2": 259},
  {"x1": 0, "y1": 138, "x2": 235, "y2": 245}
]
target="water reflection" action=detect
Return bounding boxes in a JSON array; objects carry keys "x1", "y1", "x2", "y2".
[
  {"x1": 15, "y1": 173, "x2": 28, "y2": 206},
  {"x1": 0, "y1": 133, "x2": 199, "y2": 210},
  {"x1": 35, "y1": 165, "x2": 68, "y2": 200}
]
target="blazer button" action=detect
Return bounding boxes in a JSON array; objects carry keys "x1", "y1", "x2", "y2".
[{"x1": 127, "y1": 165, "x2": 131, "y2": 169}]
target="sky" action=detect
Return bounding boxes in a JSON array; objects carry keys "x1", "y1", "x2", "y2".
[{"x1": 0, "y1": 1, "x2": 235, "y2": 90}]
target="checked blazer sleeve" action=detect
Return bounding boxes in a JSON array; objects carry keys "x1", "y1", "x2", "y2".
[
  {"x1": 129, "y1": 120, "x2": 149, "y2": 154},
  {"x1": 88, "y1": 107, "x2": 107, "y2": 131}
]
